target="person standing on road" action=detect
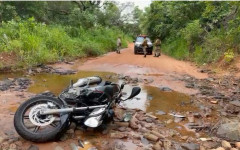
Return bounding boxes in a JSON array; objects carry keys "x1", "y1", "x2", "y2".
[
  {"x1": 116, "y1": 37, "x2": 122, "y2": 54},
  {"x1": 154, "y1": 38, "x2": 161, "y2": 57},
  {"x1": 142, "y1": 36, "x2": 148, "y2": 58}
]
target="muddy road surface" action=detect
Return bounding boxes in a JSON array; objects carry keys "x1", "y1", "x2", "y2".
[
  {"x1": 53, "y1": 43, "x2": 207, "y2": 94},
  {"x1": 1, "y1": 44, "x2": 240, "y2": 150}
]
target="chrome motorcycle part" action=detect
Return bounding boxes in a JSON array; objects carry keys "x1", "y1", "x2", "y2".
[
  {"x1": 84, "y1": 107, "x2": 106, "y2": 128},
  {"x1": 41, "y1": 105, "x2": 107, "y2": 115},
  {"x1": 29, "y1": 104, "x2": 56, "y2": 127},
  {"x1": 72, "y1": 116, "x2": 85, "y2": 120},
  {"x1": 73, "y1": 76, "x2": 102, "y2": 87}
]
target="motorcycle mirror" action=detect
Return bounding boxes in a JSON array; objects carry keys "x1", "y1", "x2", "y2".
[{"x1": 126, "y1": 87, "x2": 141, "y2": 100}]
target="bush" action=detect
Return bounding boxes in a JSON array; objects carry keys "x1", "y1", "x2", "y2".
[
  {"x1": 0, "y1": 18, "x2": 132, "y2": 67},
  {"x1": 162, "y1": 37, "x2": 189, "y2": 60},
  {"x1": 181, "y1": 20, "x2": 203, "y2": 49},
  {"x1": 162, "y1": 24, "x2": 234, "y2": 65},
  {"x1": 224, "y1": 49, "x2": 234, "y2": 63}
]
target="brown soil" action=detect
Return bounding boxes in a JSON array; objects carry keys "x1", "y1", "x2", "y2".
[
  {"x1": 0, "y1": 43, "x2": 213, "y2": 150},
  {"x1": 232, "y1": 56, "x2": 240, "y2": 77},
  {"x1": 0, "y1": 52, "x2": 18, "y2": 70},
  {"x1": 51, "y1": 43, "x2": 207, "y2": 94},
  {"x1": 77, "y1": 43, "x2": 206, "y2": 78},
  {"x1": 198, "y1": 55, "x2": 240, "y2": 78}
]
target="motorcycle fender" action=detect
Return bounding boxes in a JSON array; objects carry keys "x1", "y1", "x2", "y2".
[
  {"x1": 56, "y1": 113, "x2": 70, "y2": 139},
  {"x1": 60, "y1": 113, "x2": 70, "y2": 125}
]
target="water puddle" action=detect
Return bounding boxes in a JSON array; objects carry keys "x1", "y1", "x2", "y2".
[
  {"x1": 0, "y1": 71, "x2": 24, "y2": 80},
  {"x1": 28, "y1": 71, "x2": 198, "y2": 129},
  {"x1": 28, "y1": 71, "x2": 193, "y2": 117},
  {"x1": 121, "y1": 84, "x2": 198, "y2": 139},
  {"x1": 121, "y1": 85, "x2": 193, "y2": 113},
  {"x1": 28, "y1": 71, "x2": 117, "y2": 95}
]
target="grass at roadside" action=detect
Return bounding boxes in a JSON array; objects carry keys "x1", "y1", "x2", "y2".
[
  {"x1": 161, "y1": 20, "x2": 238, "y2": 66},
  {"x1": 0, "y1": 18, "x2": 132, "y2": 70}
]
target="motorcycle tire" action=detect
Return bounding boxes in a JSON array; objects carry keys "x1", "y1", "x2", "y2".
[{"x1": 14, "y1": 96, "x2": 69, "y2": 142}]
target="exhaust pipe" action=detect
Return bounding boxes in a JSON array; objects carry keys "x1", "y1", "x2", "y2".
[{"x1": 40, "y1": 105, "x2": 107, "y2": 115}]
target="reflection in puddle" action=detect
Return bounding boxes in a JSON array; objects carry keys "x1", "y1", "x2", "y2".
[
  {"x1": 121, "y1": 85, "x2": 192, "y2": 114},
  {"x1": 0, "y1": 71, "x2": 24, "y2": 80},
  {"x1": 28, "y1": 71, "x2": 116, "y2": 95},
  {"x1": 120, "y1": 85, "x2": 199, "y2": 139}
]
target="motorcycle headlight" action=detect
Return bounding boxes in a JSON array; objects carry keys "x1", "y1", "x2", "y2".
[{"x1": 84, "y1": 117, "x2": 100, "y2": 128}]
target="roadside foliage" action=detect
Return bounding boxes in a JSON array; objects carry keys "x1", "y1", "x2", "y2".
[
  {"x1": 139, "y1": 2, "x2": 240, "y2": 64},
  {"x1": 1, "y1": 1, "x2": 240, "y2": 67},
  {"x1": 0, "y1": 1, "x2": 134, "y2": 68}
]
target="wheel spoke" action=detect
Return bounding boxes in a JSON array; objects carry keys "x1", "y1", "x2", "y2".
[
  {"x1": 23, "y1": 102, "x2": 62, "y2": 133},
  {"x1": 33, "y1": 126, "x2": 40, "y2": 133},
  {"x1": 54, "y1": 117, "x2": 61, "y2": 122},
  {"x1": 25, "y1": 123, "x2": 36, "y2": 129},
  {"x1": 23, "y1": 115, "x2": 29, "y2": 119},
  {"x1": 50, "y1": 122, "x2": 58, "y2": 128}
]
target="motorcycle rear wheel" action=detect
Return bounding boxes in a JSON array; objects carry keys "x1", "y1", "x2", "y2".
[{"x1": 14, "y1": 96, "x2": 69, "y2": 142}]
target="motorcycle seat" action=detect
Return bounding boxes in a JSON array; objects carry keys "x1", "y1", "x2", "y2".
[{"x1": 73, "y1": 76, "x2": 102, "y2": 87}]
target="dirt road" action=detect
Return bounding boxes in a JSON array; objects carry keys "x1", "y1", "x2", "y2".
[
  {"x1": 78, "y1": 43, "x2": 205, "y2": 77},
  {"x1": 0, "y1": 43, "x2": 212, "y2": 150},
  {"x1": 73, "y1": 43, "x2": 207, "y2": 94}
]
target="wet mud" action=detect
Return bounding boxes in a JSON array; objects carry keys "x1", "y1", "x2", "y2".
[{"x1": 0, "y1": 70, "x2": 206, "y2": 150}]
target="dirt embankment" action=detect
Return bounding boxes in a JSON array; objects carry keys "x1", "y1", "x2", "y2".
[{"x1": 0, "y1": 52, "x2": 19, "y2": 71}]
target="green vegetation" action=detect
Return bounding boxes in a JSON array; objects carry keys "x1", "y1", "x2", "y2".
[
  {"x1": 0, "y1": 1, "x2": 135, "y2": 69},
  {"x1": 2, "y1": 1, "x2": 239, "y2": 68},
  {"x1": 138, "y1": 2, "x2": 240, "y2": 64},
  {"x1": 0, "y1": 18, "x2": 131, "y2": 67}
]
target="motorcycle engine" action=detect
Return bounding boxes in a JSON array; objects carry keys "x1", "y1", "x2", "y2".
[
  {"x1": 59, "y1": 86, "x2": 108, "y2": 106},
  {"x1": 59, "y1": 86, "x2": 108, "y2": 120},
  {"x1": 59, "y1": 87, "x2": 84, "y2": 104}
]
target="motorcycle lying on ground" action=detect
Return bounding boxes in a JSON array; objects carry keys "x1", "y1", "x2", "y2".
[{"x1": 14, "y1": 76, "x2": 141, "y2": 142}]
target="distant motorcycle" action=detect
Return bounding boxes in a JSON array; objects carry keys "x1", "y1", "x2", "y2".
[{"x1": 14, "y1": 76, "x2": 141, "y2": 142}]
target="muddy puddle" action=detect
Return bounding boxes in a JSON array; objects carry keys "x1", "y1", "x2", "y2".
[
  {"x1": 28, "y1": 71, "x2": 198, "y2": 131},
  {"x1": 28, "y1": 71, "x2": 194, "y2": 115},
  {"x1": 0, "y1": 71, "x2": 24, "y2": 80},
  {"x1": 28, "y1": 71, "x2": 117, "y2": 95},
  {"x1": 2, "y1": 70, "x2": 203, "y2": 149}
]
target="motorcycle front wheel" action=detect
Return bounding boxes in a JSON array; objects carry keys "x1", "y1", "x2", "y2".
[{"x1": 14, "y1": 96, "x2": 69, "y2": 142}]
